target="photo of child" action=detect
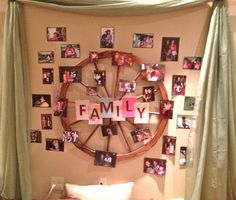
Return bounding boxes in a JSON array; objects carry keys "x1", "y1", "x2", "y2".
[
  {"x1": 162, "y1": 136, "x2": 176, "y2": 155},
  {"x1": 94, "y1": 150, "x2": 117, "y2": 168},
  {"x1": 143, "y1": 158, "x2": 166, "y2": 176}
]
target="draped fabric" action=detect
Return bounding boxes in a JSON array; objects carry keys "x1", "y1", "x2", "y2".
[{"x1": 0, "y1": 0, "x2": 235, "y2": 200}]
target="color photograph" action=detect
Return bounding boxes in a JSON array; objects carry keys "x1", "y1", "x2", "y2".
[
  {"x1": 131, "y1": 128, "x2": 151, "y2": 143},
  {"x1": 172, "y1": 75, "x2": 186, "y2": 97},
  {"x1": 61, "y1": 44, "x2": 80, "y2": 58},
  {"x1": 54, "y1": 98, "x2": 68, "y2": 117},
  {"x1": 94, "y1": 150, "x2": 117, "y2": 168},
  {"x1": 161, "y1": 37, "x2": 180, "y2": 61},
  {"x1": 184, "y1": 96, "x2": 196, "y2": 111},
  {"x1": 141, "y1": 64, "x2": 165, "y2": 82},
  {"x1": 46, "y1": 138, "x2": 64, "y2": 152},
  {"x1": 101, "y1": 124, "x2": 117, "y2": 136},
  {"x1": 59, "y1": 66, "x2": 81, "y2": 83},
  {"x1": 30, "y1": 130, "x2": 42, "y2": 143},
  {"x1": 112, "y1": 52, "x2": 133, "y2": 66},
  {"x1": 177, "y1": 115, "x2": 192, "y2": 129},
  {"x1": 183, "y1": 57, "x2": 202, "y2": 70},
  {"x1": 133, "y1": 33, "x2": 154, "y2": 48},
  {"x1": 42, "y1": 68, "x2": 53, "y2": 84},
  {"x1": 32, "y1": 94, "x2": 51, "y2": 108},
  {"x1": 41, "y1": 114, "x2": 53, "y2": 130},
  {"x1": 162, "y1": 136, "x2": 176, "y2": 155},
  {"x1": 143, "y1": 158, "x2": 166, "y2": 176},
  {"x1": 38, "y1": 51, "x2": 54, "y2": 63},
  {"x1": 63, "y1": 131, "x2": 79, "y2": 142},
  {"x1": 160, "y1": 100, "x2": 174, "y2": 119},
  {"x1": 47, "y1": 27, "x2": 66, "y2": 41}
]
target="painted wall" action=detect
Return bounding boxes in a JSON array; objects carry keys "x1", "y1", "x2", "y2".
[{"x1": 0, "y1": 1, "x2": 235, "y2": 200}]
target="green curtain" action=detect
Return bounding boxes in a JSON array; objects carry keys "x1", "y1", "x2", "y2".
[
  {"x1": 186, "y1": 0, "x2": 236, "y2": 199},
  {"x1": 0, "y1": 0, "x2": 235, "y2": 200}
]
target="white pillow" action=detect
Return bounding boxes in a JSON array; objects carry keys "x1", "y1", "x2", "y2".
[{"x1": 65, "y1": 182, "x2": 134, "y2": 200}]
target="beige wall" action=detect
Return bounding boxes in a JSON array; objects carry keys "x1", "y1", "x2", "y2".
[{"x1": 0, "y1": 1, "x2": 235, "y2": 200}]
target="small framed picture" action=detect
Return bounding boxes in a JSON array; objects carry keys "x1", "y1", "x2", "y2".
[
  {"x1": 183, "y1": 57, "x2": 202, "y2": 70},
  {"x1": 47, "y1": 27, "x2": 66, "y2": 41},
  {"x1": 177, "y1": 115, "x2": 192, "y2": 129},
  {"x1": 54, "y1": 98, "x2": 68, "y2": 117},
  {"x1": 118, "y1": 79, "x2": 136, "y2": 92},
  {"x1": 86, "y1": 87, "x2": 98, "y2": 96},
  {"x1": 143, "y1": 157, "x2": 166, "y2": 176},
  {"x1": 101, "y1": 124, "x2": 117, "y2": 136},
  {"x1": 63, "y1": 130, "x2": 79, "y2": 142},
  {"x1": 141, "y1": 64, "x2": 165, "y2": 82},
  {"x1": 172, "y1": 75, "x2": 186, "y2": 97},
  {"x1": 61, "y1": 44, "x2": 80, "y2": 58},
  {"x1": 42, "y1": 68, "x2": 53, "y2": 84},
  {"x1": 132, "y1": 33, "x2": 154, "y2": 48},
  {"x1": 131, "y1": 128, "x2": 151, "y2": 143},
  {"x1": 143, "y1": 86, "x2": 155, "y2": 102},
  {"x1": 100, "y1": 27, "x2": 114, "y2": 48},
  {"x1": 89, "y1": 51, "x2": 99, "y2": 64},
  {"x1": 32, "y1": 94, "x2": 51, "y2": 107},
  {"x1": 112, "y1": 52, "x2": 133, "y2": 66},
  {"x1": 94, "y1": 150, "x2": 117, "y2": 168},
  {"x1": 184, "y1": 96, "x2": 195, "y2": 111},
  {"x1": 41, "y1": 114, "x2": 52, "y2": 130},
  {"x1": 46, "y1": 138, "x2": 64, "y2": 152},
  {"x1": 94, "y1": 70, "x2": 106, "y2": 86},
  {"x1": 38, "y1": 51, "x2": 54, "y2": 64},
  {"x1": 59, "y1": 66, "x2": 82, "y2": 83},
  {"x1": 30, "y1": 129, "x2": 42, "y2": 143},
  {"x1": 162, "y1": 136, "x2": 176, "y2": 155},
  {"x1": 160, "y1": 100, "x2": 174, "y2": 119},
  {"x1": 179, "y1": 146, "x2": 187, "y2": 167},
  {"x1": 161, "y1": 37, "x2": 180, "y2": 61}
]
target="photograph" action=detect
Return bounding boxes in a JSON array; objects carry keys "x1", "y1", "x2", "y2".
[
  {"x1": 100, "y1": 27, "x2": 114, "y2": 48},
  {"x1": 61, "y1": 44, "x2": 80, "y2": 58},
  {"x1": 160, "y1": 100, "x2": 174, "y2": 119},
  {"x1": 42, "y1": 68, "x2": 53, "y2": 84},
  {"x1": 46, "y1": 138, "x2": 64, "y2": 152},
  {"x1": 54, "y1": 98, "x2": 68, "y2": 117},
  {"x1": 94, "y1": 150, "x2": 117, "y2": 168},
  {"x1": 131, "y1": 128, "x2": 151, "y2": 143},
  {"x1": 59, "y1": 66, "x2": 82, "y2": 83},
  {"x1": 177, "y1": 115, "x2": 192, "y2": 129},
  {"x1": 143, "y1": 158, "x2": 166, "y2": 176},
  {"x1": 162, "y1": 136, "x2": 176, "y2": 155},
  {"x1": 184, "y1": 96, "x2": 196, "y2": 111},
  {"x1": 41, "y1": 114, "x2": 53, "y2": 130},
  {"x1": 183, "y1": 57, "x2": 202, "y2": 70},
  {"x1": 38, "y1": 51, "x2": 54, "y2": 63},
  {"x1": 112, "y1": 52, "x2": 133, "y2": 66},
  {"x1": 118, "y1": 79, "x2": 136, "y2": 93},
  {"x1": 32, "y1": 94, "x2": 51, "y2": 108},
  {"x1": 63, "y1": 130, "x2": 79, "y2": 142},
  {"x1": 30, "y1": 129, "x2": 42, "y2": 143},
  {"x1": 133, "y1": 33, "x2": 154, "y2": 48},
  {"x1": 179, "y1": 146, "x2": 187, "y2": 167},
  {"x1": 172, "y1": 75, "x2": 187, "y2": 97},
  {"x1": 141, "y1": 64, "x2": 165, "y2": 82},
  {"x1": 160, "y1": 37, "x2": 180, "y2": 61},
  {"x1": 89, "y1": 51, "x2": 99, "y2": 64},
  {"x1": 101, "y1": 124, "x2": 117, "y2": 136},
  {"x1": 143, "y1": 86, "x2": 155, "y2": 102},
  {"x1": 94, "y1": 70, "x2": 106, "y2": 86},
  {"x1": 86, "y1": 87, "x2": 98, "y2": 96},
  {"x1": 47, "y1": 27, "x2": 66, "y2": 41}
]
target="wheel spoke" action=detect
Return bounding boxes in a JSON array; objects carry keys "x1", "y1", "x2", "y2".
[
  {"x1": 83, "y1": 125, "x2": 101, "y2": 145},
  {"x1": 117, "y1": 121, "x2": 132, "y2": 152},
  {"x1": 69, "y1": 120, "x2": 83, "y2": 127}
]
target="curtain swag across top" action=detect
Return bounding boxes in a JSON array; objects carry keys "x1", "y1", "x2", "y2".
[{"x1": 0, "y1": 0, "x2": 235, "y2": 200}]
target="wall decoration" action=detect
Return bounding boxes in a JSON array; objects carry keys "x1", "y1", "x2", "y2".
[
  {"x1": 54, "y1": 98, "x2": 68, "y2": 117},
  {"x1": 160, "y1": 37, "x2": 180, "y2": 61},
  {"x1": 47, "y1": 27, "x2": 66, "y2": 41},
  {"x1": 94, "y1": 150, "x2": 117, "y2": 168},
  {"x1": 41, "y1": 114, "x2": 53, "y2": 130},
  {"x1": 140, "y1": 64, "x2": 165, "y2": 82},
  {"x1": 176, "y1": 115, "x2": 192, "y2": 129},
  {"x1": 94, "y1": 70, "x2": 106, "y2": 86},
  {"x1": 42, "y1": 68, "x2": 53, "y2": 84},
  {"x1": 86, "y1": 87, "x2": 98, "y2": 96},
  {"x1": 162, "y1": 136, "x2": 176, "y2": 155},
  {"x1": 160, "y1": 100, "x2": 174, "y2": 119},
  {"x1": 143, "y1": 86, "x2": 155, "y2": 102},
  {"x1": 59, "y1": 66, "x2": 81, "y2": 83},
  {"x1": 61, "y1": 44, "x2": 80, "y2": 58},
  {"x1": 38, "y1": 51, "x2": 54, "y2": 63},
  {"x1": 179, "y1": 146, "x2": 187, "y2": 167},
  {"x1": 183, "y1": 57, "x2": 202, "y2": 70},
  {"x1": 131, "y1": 127, "x2": 151, "y2": 143},
  {"x1": 46, "y1": 138, "x2": 64, "y2": 152},
  {"x1": 118, "y1": 79, "x2": 136, "y2": 92},
  {"x1": 184, "y1": 96, "x2": 196, "y2": 111},
  {"x1": 172, "y1": 75, "x2": 186, "y2": 97},
  {"x1": 30, "y1": 129, "x2": 42, "y2": 143},
  {"x1": 143, "y1": 157, "x2": 166, "y2": 176},
  {"x1": 100, "y1": 27, "x2": 114, "y2": 48},
  {"x1": 89, "y1": 51, "x2": 99, "y2": 64},
  {"x1": 63, "y1": 131, "x2": 79, "y2": 142},
  {"x1": 112, "y1": 52, "x2": 133, "y2": 66},
  {"x1": 32, "y1": 94, "x2": 51, "y2": 107},
  {"x1": 101, "y1": 124, "x2": 117, "y2": 136},
  {"x1": 132, "y1": 33, "x2": 154, "y2": 48}
]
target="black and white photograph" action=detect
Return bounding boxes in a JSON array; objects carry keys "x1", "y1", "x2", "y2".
[
  {"x1": 61, "y1": 44, "x2": 80, "y2": 58},
  {"x1": 30, "y1": 129, "x2": 42, "y2": 143},
  {"x1": 143, "y1": 86, "x2": 155, "y2": 102},
  {"x1": 100, "y1": 27, "x2": 114, "y2": 48},
  {"x1": 133, "y1": 33, "x2": 154, "y2": 48},
  {"x1": 38, "y1": 51, "x2": 54, "y2": 63},
  {"x1": 47, "y1": 27, "x2": 66, "y2": 41},
  {"x1": 94, "y1": 150, "x2": 117, "y2": 168},
  {"x1": 63, "y1": 131, "x2": 79, "y2": 142},
  {"x1": 184, "y1": 96, "x2": 196, "y2": 111}
]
